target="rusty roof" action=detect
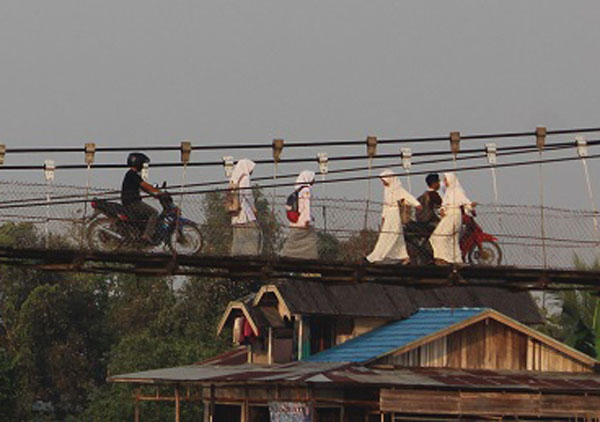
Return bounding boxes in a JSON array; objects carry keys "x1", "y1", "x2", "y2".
[
  {"x1": 257, "y1": 280, "x2": 543, "y2": 324},
  {"x1": 108, "y1": 362, "x2": 600, "y2": 393}
]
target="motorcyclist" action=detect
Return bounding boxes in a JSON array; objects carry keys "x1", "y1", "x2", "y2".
[
  {"x1": 121, "y1": 153, "x2": 163, "y2": 243},
  {"x1": 416, "y1": 173, "x2": 443, "y2": 232}
]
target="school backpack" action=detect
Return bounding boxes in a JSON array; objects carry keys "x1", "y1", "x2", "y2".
[
  {"x1": 225, "y1": 180, "x2": 241, "y2": 216},
  {"x1": 285, "y1": 190, "x2": 300, "y2": 223}
]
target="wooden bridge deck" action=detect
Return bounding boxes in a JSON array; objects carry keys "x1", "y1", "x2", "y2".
[{"x1": 0, "y1": 246, "x2": 598, "y2": 291}]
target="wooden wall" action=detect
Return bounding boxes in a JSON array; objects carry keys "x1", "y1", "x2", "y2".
[
  {"x1": 380, "y1": 389, "x2": 600, "y2": 418},
  {"x1": 379, "y1": 318, "x2": 592, "y2": 372}
]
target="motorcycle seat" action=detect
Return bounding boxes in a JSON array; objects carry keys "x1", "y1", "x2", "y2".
[{"x1": 91, "y1": 199, "x2": 135, "y2": 220}]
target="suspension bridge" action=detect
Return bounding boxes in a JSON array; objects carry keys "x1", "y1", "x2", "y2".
[{"x1": 1, "y1": 126, "x2": 600, "y2": 290}]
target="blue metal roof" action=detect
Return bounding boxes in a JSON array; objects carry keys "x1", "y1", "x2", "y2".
[{"x1": 304, "y1": 307, "x2": 487, "y2": 363}]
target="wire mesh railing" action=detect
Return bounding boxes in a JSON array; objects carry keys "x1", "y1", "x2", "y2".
[{"x1": 0, "y1": 180, "x2": 597, "y2": 271}]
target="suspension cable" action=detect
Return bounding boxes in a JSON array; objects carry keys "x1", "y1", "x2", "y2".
[
  {"x1": 3, "y1": 150, "x2": 600, "y2": 211},
  {"x1": 3, "y1": 126, "x2": 600, "y2": 155}
]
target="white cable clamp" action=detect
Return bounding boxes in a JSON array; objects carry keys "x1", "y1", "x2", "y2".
[
  {"x1": 223, "y1": 156, "x2": 234, "y2": 178},
  {"x1": 576, "y1": 135, "x2": 588, "y2": 158},
  {"x1": 141, "y1": 162, "x2": 150, "y2": 181},
  {"x1": 317, "y1": 152, "x2": 329, "y2": 175},
  {"x1": 485, "y1": 143, "x2": 497, "y2": 165},
  {"x1": 401, "y1": 148, "x2": 412, "y2": 170},
  {"x1": 44, "y1": 160, "x2": 55, "y2": 182}
]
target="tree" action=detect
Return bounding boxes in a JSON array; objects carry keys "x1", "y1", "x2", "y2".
[{"x1": 542, "y1": 257, "x2": 600, "y2": 359}]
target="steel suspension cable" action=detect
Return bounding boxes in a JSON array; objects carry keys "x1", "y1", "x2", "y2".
[
  {"x1": 0, "y1": 140, "x2": 592, "y2": 208},
  {"x1": 4, "y1": 149, "x2": 600, "y2": 211}
]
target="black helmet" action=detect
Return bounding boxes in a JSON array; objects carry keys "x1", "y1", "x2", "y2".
[{"x1": 127, "y1": 152, "x2": 150, "y2": 171}]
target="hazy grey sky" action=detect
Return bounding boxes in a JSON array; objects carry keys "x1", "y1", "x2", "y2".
[{"x1": 1, "y1": 1, "x2": 599, "y2": 207}]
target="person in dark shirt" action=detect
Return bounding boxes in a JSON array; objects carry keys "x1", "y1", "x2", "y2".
[
  {"x1": 416, "y1": 173, "x2": 443, "y2": 230},
  {"x1": 121, "y1": 153, "x2": 162, "y2": 243}
]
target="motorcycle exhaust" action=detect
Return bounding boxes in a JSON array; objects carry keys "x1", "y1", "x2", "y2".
[{"x1": 97, "y1": 226, "x2": 124, "y2": 240}]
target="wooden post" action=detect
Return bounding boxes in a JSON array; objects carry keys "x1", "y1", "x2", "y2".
[
  {"x1": 175, "y1": 387, "x2": 181, "y2": 422},
  {"x1": 134, "y1": 388, "x2": 140, "y2": 422},
  {"x1": 210, "y1": 385, "x2": 215, "y2": 422},
  {"x1": 242, "y1": 387, "x2": 248, "y2": 422},
  {"x1": 268, "y1": 329, "x2": 274, "y2": 364}
]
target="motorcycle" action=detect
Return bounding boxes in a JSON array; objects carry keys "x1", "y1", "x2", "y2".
[
  {"x1": 86, "y1": 185, "x2": 203, "y2": 255},
  {"x1": 405, "y1": 211, "x2": 502, "y2": 265},
  {"x1": 459, "y1": 213, "x2": 502, "y2": 265}
]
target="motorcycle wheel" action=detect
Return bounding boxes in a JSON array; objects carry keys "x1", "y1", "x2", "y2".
[
  {"x1": 167, "y1": 223, "x2": 203, "y2": 255},
  {"x1": 467, "y1": 240, "x2": 503, "y2": 266},
  {"x1": 87, "y1": 218, "x2": 125, "y2": 252}
]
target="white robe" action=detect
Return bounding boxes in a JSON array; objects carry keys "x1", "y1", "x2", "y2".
[
  {"x1": 367, "y1": 170, "x2": 420, "y2": 263},
  {"x1": 230, "y1": 159, "x2": 257, "y2": 226},
  {"x1": 430, "y1": 172, "x2": 473, "y2": 263}
]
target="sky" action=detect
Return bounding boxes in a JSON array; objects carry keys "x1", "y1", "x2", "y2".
[{"x1": 1, "y1": 1, "x2": 600, "y2": 208}]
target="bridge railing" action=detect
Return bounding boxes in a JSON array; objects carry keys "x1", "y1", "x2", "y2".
[{"x1": 0, "y1": 180, "x2": 598, "y2": 271}]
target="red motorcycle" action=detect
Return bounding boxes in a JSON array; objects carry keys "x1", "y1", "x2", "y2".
[
  {"x1": 405, "y1": 212, "x2": 502, "y2": 265},
  {"x1": 460, "y1": 213, "x2": 502, "y2": 265}
]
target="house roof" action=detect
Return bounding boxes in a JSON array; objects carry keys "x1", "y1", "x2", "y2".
[
  {"x1": 304, "y1": 308, "x2": 485, "y2": 363},
  {"x1": 108, "y1": 363, "x2": 600, "y2": 394},
  {"x1": 216, "y1": 293, "x2": 281, "y2": 337},
  {"x1": 304, "y1": 308, "x2": 597, "y2": 367},
  {"x1": 254, "y1": 280, "x2": 543, "y2": 324},
  {"x1": 194, "y1": 347, "x2": 248, "y2": 366}
]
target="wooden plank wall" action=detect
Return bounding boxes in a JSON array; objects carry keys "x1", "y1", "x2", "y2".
[
  {"x1": 380, "y1": 319, "x2": 592, "y2": 372},
  {"x1": 380, "y1": 389, "x2": 600, "y2": 418}
]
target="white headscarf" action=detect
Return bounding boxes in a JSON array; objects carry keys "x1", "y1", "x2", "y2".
[
  {"x1": 295, "y1": 170, "x2": 315, "y2": 191},
  {"x1": 230, "y1": 159, "x2": 256, "y2": 184},
  {"x1": 379, "y1": 169, "x2": 401, "y2": 201},
  {"x1": 442, "y1": 172, "x2": 471, "y2": 207},
  {"x1": 379, "y1": 169, "x2": 415, "y2": 206}
]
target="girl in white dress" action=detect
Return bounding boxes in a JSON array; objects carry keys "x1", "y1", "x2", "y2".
[
  {"x1": 230, "y1": 159, "x2": 261, "y2": 256},
  {"x1": 281, "y1": 170, "x2": 319, "y2": 260},
  {"x1": 430, "y1": 172, "x2": 477, "y2": 265},
  {"x1": 367, "y1": 169, "x2": 421, "y2": 265}
]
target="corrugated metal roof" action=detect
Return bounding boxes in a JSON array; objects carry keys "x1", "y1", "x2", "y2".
[
  {"x1": 304, "y1": 308, "x2": 486, "y2": 363},
  {"x1": 108, "y1": 363, "x2": 600, "y2": 393},
  {"x1": 267, "y1": 280, "x2": 543, "y2": 324}
]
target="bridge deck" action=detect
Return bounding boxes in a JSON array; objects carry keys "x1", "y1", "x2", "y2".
[{"x1": 1, "y1": 246, "x2": 598, "y2": 290}]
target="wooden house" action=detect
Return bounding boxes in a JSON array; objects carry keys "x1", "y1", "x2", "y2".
[
  {"x1": 216, "y1": 280, "x2": 543, "y2": 364},
  {"x1": 109, "y1": 280, "x2": 600, "y2": 421}
]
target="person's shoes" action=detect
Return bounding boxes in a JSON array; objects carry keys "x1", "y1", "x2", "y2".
[
  {"x1": 434, "y1": 258, "x2": 450, "y2": 266},
  {"x1": 400, "y1": 258, "x2": 411, "y2": 266}
]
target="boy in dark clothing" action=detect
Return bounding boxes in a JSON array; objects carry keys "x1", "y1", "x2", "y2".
[
  {"x1": 416, "y1": 173, "x2": 442, "y2": 229},
  {"x1": 121, "y1": 153, "x2": 162, "y2": 243}
]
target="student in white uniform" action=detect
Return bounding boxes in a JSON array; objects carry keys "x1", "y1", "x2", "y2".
[
  {"x1": 367, "y1": 169, "x2": 422, "y2": 265},
  {"x1": 281, "y1": 170, "x2": 318, "y2": 260},
  {"x1": 430, "y1": 172, "x2": 477, "y2": 265},
  {"x1": 230, "y1": 159, "x2": 261, "y2": 256}
]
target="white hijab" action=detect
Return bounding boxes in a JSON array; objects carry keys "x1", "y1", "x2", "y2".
[
  {"x1": 295, "y1": 170, "x2": 315, "y2": 191},
  {"x1": 230, "y1": 159, "x2": 256, "y2": 184},
  {"x1": 379, "y1": 169, "x2": 410, "y2": 205},
  {"x1": 442, "y1": 172, "x2": 471, "y2": 207}
]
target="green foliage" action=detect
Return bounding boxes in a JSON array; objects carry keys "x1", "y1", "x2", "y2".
[
  {"x1": 0, "y1": 222, "x2": 39, "y2": 248},
  {"x1": 254, "y1": 188, "x2": 283, "y2": 257},
  {"x1": 0, "y1": 219, "x2": 257, "y2": 420},
  {"x1": 317, "y1": 231, "x2": 341, "y2": 261},
  {"x1": 200, "y1": 186, "x2": 283, "y2": 257},
  {"x1": 338, "y1": 229, "x2": 378, "y2": 262},
  {"x1": 200, "y1": 191, "x2": 232, "y2": 255},
  {"x1": 0, "y1": 348, "x2": 17, "y2": 421},
  {"x1": 542, "y1": 256, "x2": 600, "y2": 359}
]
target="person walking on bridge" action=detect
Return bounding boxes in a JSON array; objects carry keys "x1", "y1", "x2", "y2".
[
  {"x1": 367, "y1": 169, "x2": 421, "y2": 265},
  {"x1": 416, "y1": 173, "x2": 442, "y2": 230},
  {"x1": 281, "y1": 170, "x2": 318, "y2": 260},
  {"x1": 430, "y1": 172, "x2": 477, "y2": 265},
  {"x1": 229, "y1": 159, "x2": 261, "y2": 256}
]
